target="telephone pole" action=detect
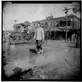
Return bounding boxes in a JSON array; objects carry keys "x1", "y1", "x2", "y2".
[{"x1": 63, "y1": 7, "x2": 71, "y2": 41}]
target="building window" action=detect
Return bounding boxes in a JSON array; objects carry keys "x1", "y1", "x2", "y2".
[
  {"x1": 68, "y1": 21, "x2": 71, "y2": 26},
  {"x1": 60, "y1": 21, "x2": 66, "y2": 27}
]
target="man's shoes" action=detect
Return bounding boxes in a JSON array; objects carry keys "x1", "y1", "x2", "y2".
[
  {"x1": 40, "y1": 50, "x2": 43, "y2": 53},
  {"x1": 37, "y1": 51, "x2": 41, "y2": 54},
  {"x1": 37, "y1": 49, "x2": 43, "y2": 54}
]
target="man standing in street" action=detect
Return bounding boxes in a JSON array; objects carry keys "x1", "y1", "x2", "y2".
[{"x1": 34, "y1": 22, "x2": 44, "y2": 54}]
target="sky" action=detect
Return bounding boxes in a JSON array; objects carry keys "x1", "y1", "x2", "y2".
[{"x1": 3, "y1": 2, "x2": 80, "y2": 31}]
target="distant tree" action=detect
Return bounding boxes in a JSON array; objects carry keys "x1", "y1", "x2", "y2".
[
  {"x1": 20, "y1": 23, "x2": 26, "y2": 28},
  {"x1": 72, "y1": 2, "x2": 80, "y2": 14},
  {"x1": 63, "y1": 7, "x2": 71, "y2": 14},
  {"x1": 23, "y1": 21, "x2": 31, "y2": 27},
  {"x1": 23, "y1": 21, "x2": 31, "y2": 33}
]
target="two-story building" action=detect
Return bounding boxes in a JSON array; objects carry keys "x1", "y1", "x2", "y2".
[{"x1": 32, "y1": 14, "x2": 80, "y2": 40}]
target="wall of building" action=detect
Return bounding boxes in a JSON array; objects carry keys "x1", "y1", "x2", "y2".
[{"x1": 32, "y1": 14, "x2": 80, "y2": 32}]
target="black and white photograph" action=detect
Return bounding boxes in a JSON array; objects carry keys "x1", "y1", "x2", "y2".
[{"x1": 2, "y1": 1, "x2": 81, "y2": 81}]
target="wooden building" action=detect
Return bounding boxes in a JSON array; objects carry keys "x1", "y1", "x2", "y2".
[{"x1": 32, "y1": 14, "x2": 80, "y2": 40}]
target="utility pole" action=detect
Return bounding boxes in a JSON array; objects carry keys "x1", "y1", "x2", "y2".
[
  {"x1": 63, "y1": 7, "x2": 71, "y2": 41},
  {"x1": 14, "y1": 20, "x2": 18, "y2": 31}
]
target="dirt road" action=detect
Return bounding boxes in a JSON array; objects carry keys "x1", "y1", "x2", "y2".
[{"x1": 3, "y1": 40, "x2": 80, "y2": 80}]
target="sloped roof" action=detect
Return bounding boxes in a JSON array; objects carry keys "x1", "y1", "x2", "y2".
[{"x1": 32, "y1": 14, "x2": 80, "y2": 23}]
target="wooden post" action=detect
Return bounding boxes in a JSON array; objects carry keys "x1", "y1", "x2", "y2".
[{"x1": 66, "y1": 14, "x2": 68, "y2": 41}]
